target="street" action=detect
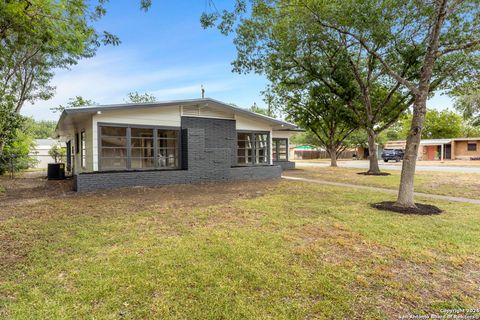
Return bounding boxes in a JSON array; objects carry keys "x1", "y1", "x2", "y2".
[{"x1": 295, "y1": 160, "x2": 480, "y2": 173}]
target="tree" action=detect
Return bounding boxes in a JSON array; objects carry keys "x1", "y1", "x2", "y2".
[
  {"x1": 49, "y1": 144, "x2": 66, "y2": 163},
  {"x1": 0, "y1": 101, "x2": 23, "y2": 159},
  {"x1": 280, "y1": 85, "x2": 357, "y2": 167},
  {"x1": 203, "y1": 0, "x2": 480, "y2": 208},
  {"x1": 125, "y1": 91, "x2": 157, "y2": 103},
  {"x1": 453, "y1": 82, "x2": 480, "y2": 126},
  {"x1": 202, "y1": 0, "x2": 413, "y2": 176},
  {"x1": 24, "y1": 119, "x2": 57, "y2": 139},
  {"x1": 248, "y1": 102, "x2": 272, "y2": 116},
  {"x1": 0, "y1": 122, "x2": 37, "y2": 176},
  {"x1": 0, "y1": 1, "x2": 149, "y2": 156},
  {"x1": 51, "y1": 96, "x2": 97, "y2": 113},
  {"x1": 400, "y1": 109, "x2": 463, "y2": 139}
]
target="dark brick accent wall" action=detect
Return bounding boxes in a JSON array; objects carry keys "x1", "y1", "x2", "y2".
[
  {"x1": 75, "y1": 127, "x2": 281, "y2": 192},
  {"x1": 273, "y1": 161, "x2": 296, "y2": 170},
  {"x1": 181, "y1": 116, "x2": 237, "y2": 166}
]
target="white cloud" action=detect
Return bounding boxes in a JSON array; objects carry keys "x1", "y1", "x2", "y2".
[{"x1": 20, "y1": 49, "x2": 240, "y2": 120}]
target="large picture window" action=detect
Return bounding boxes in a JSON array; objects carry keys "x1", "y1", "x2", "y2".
[
  {"x1": 272, "y1": 138, "x2": 288, "y2": 161},
  {"x1": 99, "y1": 125, "x2": 179, "y2": 171},
  {"x1": 237, "y1": 132, "x2": 270, "y2": 165}
]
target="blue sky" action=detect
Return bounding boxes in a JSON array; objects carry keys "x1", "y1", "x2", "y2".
[{"x1": 20, "y1": 1, "x2": 454, "y2": 121}]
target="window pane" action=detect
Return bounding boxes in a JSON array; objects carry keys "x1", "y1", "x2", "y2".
[
  {"x1": 131, "y1": 147, "x2": 154, "y2": 158},
  {"x1": 102, "y1": 136, "x2": 127, "y2": 147},
  {"x1": 131, "y1": 157, "x2": 155, "y2": 169},
  {"x1": 101, "y1": 157, "x2": 127, "y2": 170},
  {"x1": 273, "y1": 138, "x2": 287, "y2": 161},
  {"x1": 157, "y1": 130, "x2": 178, "y2": 168},
  {"x1": 101, "y1": 126, "x2": 126, "y2": 136},
  {"x1": 100, "y1": 126, "x2": 127, "y2": 170},
  {"x1": 131, "y1": 128, "x2": 153, "y2": 137},
  {"x1": 101, "y1": 148, "x2": 127, "y2": 157}
]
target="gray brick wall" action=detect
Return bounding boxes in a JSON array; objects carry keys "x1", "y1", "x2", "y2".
[
  {"x1": 273, "y1": 161, "x2": 296, "y2": 170},
  {"x1": 75, "y1": 127, "x2": 281, "y2": 192},
  {"x1": 181, "y1": 116, "x2": 237, "y2": 166}
]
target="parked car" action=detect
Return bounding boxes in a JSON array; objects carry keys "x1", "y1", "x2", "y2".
[{"x1": 381, "y1": 149, "x2": 404, "y2": 162}]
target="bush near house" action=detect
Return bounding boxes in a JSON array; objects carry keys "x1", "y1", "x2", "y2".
[{"x1": 0, "y1": 130, "x2": 37, "y2": 175}]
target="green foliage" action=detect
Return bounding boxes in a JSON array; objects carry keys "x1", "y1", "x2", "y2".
[
  {"x1": 400, "y1": 109, "x2": 464, "y2": 139},
  {"x1": 52, "y1": 96, "x2": 97, "y2": 113},
  {"x1": 289, "y1": 131, "x2": 320, "y2": 146},
  {"x1": 24, "y1": 119, "x2": 57, "y2": 139},
  {"x1": 453, "y1": 82, "x2": 480, "y2": 126},
  {"x1": 0, "y1": 125, "x2": 37, "y2": 175},
  {"x1": 0, "y1": 101, "x2": 24, "y2": 156},
  {"x1": 281, "y1": 85, "x2": 358, "y2": 159},
  {"x1": 125, "y1": 91, "x2": 157, "y2": 104},
  {"x1": 48, "y1": 145, "x2": 66, "y2": 164},
  {"x1": 248, "y1": 103, "x2": 272, "y2": 117},
  {"x1": 0, "y1": 1, "x2": 149, "y2": 157}
]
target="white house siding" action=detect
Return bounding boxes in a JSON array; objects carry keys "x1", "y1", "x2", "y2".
[
  {"x1": 73, "y1": 106, "x2": 293, "y2": 172},
  {"x1": 91, "y1": 106, "x2": 182, "y2": 171},
  {"x1": 70, "y1": 117, "x2": 94, "y2": 174}
]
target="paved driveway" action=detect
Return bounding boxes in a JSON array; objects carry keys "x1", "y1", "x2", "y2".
[{"x1": 295, "y1": 160, "x2": 480, "y2": 173}]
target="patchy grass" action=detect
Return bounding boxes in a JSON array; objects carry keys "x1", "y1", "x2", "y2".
[
  {"x1": 1, "y1": 180, "x2": 479, "y2": 319},
  {"x1": 286, "y1": 166, "x2": 480, "y2": 199}
]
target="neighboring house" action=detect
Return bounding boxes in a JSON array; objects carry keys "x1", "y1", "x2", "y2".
[
  {"x1": 384, "y1": 138, "x2": 480, "y2": 160},
  {"x1": 55, "y1": 98, "x2": 301, "y2": 191},
  {"x1": 29, "y1": 138, "x2": 64, "y2": 169}
]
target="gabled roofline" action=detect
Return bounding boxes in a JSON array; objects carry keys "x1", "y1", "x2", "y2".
[{"x1": 57, "y1": 97, "x2": 301, "y2": 131}]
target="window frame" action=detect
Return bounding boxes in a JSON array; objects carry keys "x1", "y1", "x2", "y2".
[
  {"x1": 272, "y1": 138, "x2": 288, "y2": 162},
  {"x1": 97, "y1": 123, "x2": 181, "y2": 171},
  {"x1": 80, "y1": 130, "x2": 86, "y2": 169},
  {"x1": 467, "y1": 143, "x2": 477, "y2": 152},
  {"x1": 236, "y1": 130, "x2": 271, "y2": 166}
]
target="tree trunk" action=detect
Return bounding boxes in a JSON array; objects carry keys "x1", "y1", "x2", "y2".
[
  {"x1": 366, "y1": 129, "x2": 381, "y2": 174},
  {"x1": 327, "y1": 146, "x2": 338, "y2": 167},
  {"x1": 330, "y1": 154, "x2": 337, "y2": 167},
  {"x1": 394, "y1": 0, "x2": 447, "y2": 208},
  {"x1": 0, "y1": 139, "x2": 5, "y2": 158},
  {"x1": 395, "y1": 96, "x2": 427, "y2": 208}
]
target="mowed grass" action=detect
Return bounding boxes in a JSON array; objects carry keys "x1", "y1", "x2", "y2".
[
  {"x1": 287, "y1": 166, "x2": 480, "y2": 199},
  {"x1": 1, "y1": 180, "x2": 480, "y2": 319}
]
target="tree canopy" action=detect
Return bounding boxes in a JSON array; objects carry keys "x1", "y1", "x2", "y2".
[
  {"x1": 125, "y1": 91, "x2": 157, "y2": 104},
  {"x1": 202, "y1": 0, "x2": 480, "y2": 208},
  {"x1": 52, "y1": 96, "x2": 97, "y2": 113}
]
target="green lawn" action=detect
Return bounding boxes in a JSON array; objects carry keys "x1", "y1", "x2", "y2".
[
  {"x1": 1, "y1": 180, "x2": 479, "y2": 319},
  {"x1": 287, "y1": 166, "x2": 480, "y2": 199}
]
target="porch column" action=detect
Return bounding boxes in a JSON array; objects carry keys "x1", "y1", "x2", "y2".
[{"x1": 440, "y1": 144, "x2": 444, "y2": 161}]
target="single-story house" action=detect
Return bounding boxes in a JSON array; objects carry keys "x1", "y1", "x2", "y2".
[
  {"x1": 55, "y1": 98, "x2": 301, "y2": 191},
  {"x1": 29, "y1": 138, "x2": 64, "y2": 169},
  {"x1": 384, "y1": 138, "x2": 480, "y2": 160}
]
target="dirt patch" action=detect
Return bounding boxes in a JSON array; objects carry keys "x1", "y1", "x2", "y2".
[
  {"x1": 356, "y1": 172, "x2": 391, "y2": 176},
  {"x1": 0, "y1": 171, "x2": 74, "y2": 207},
  {"x1": 372, "y1": 201, "x2": 442, "y2": 215}
]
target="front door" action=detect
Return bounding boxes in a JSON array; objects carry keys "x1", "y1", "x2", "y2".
[{"x1": 444, "y1": 144, "x2": 451, "y2": 159}]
